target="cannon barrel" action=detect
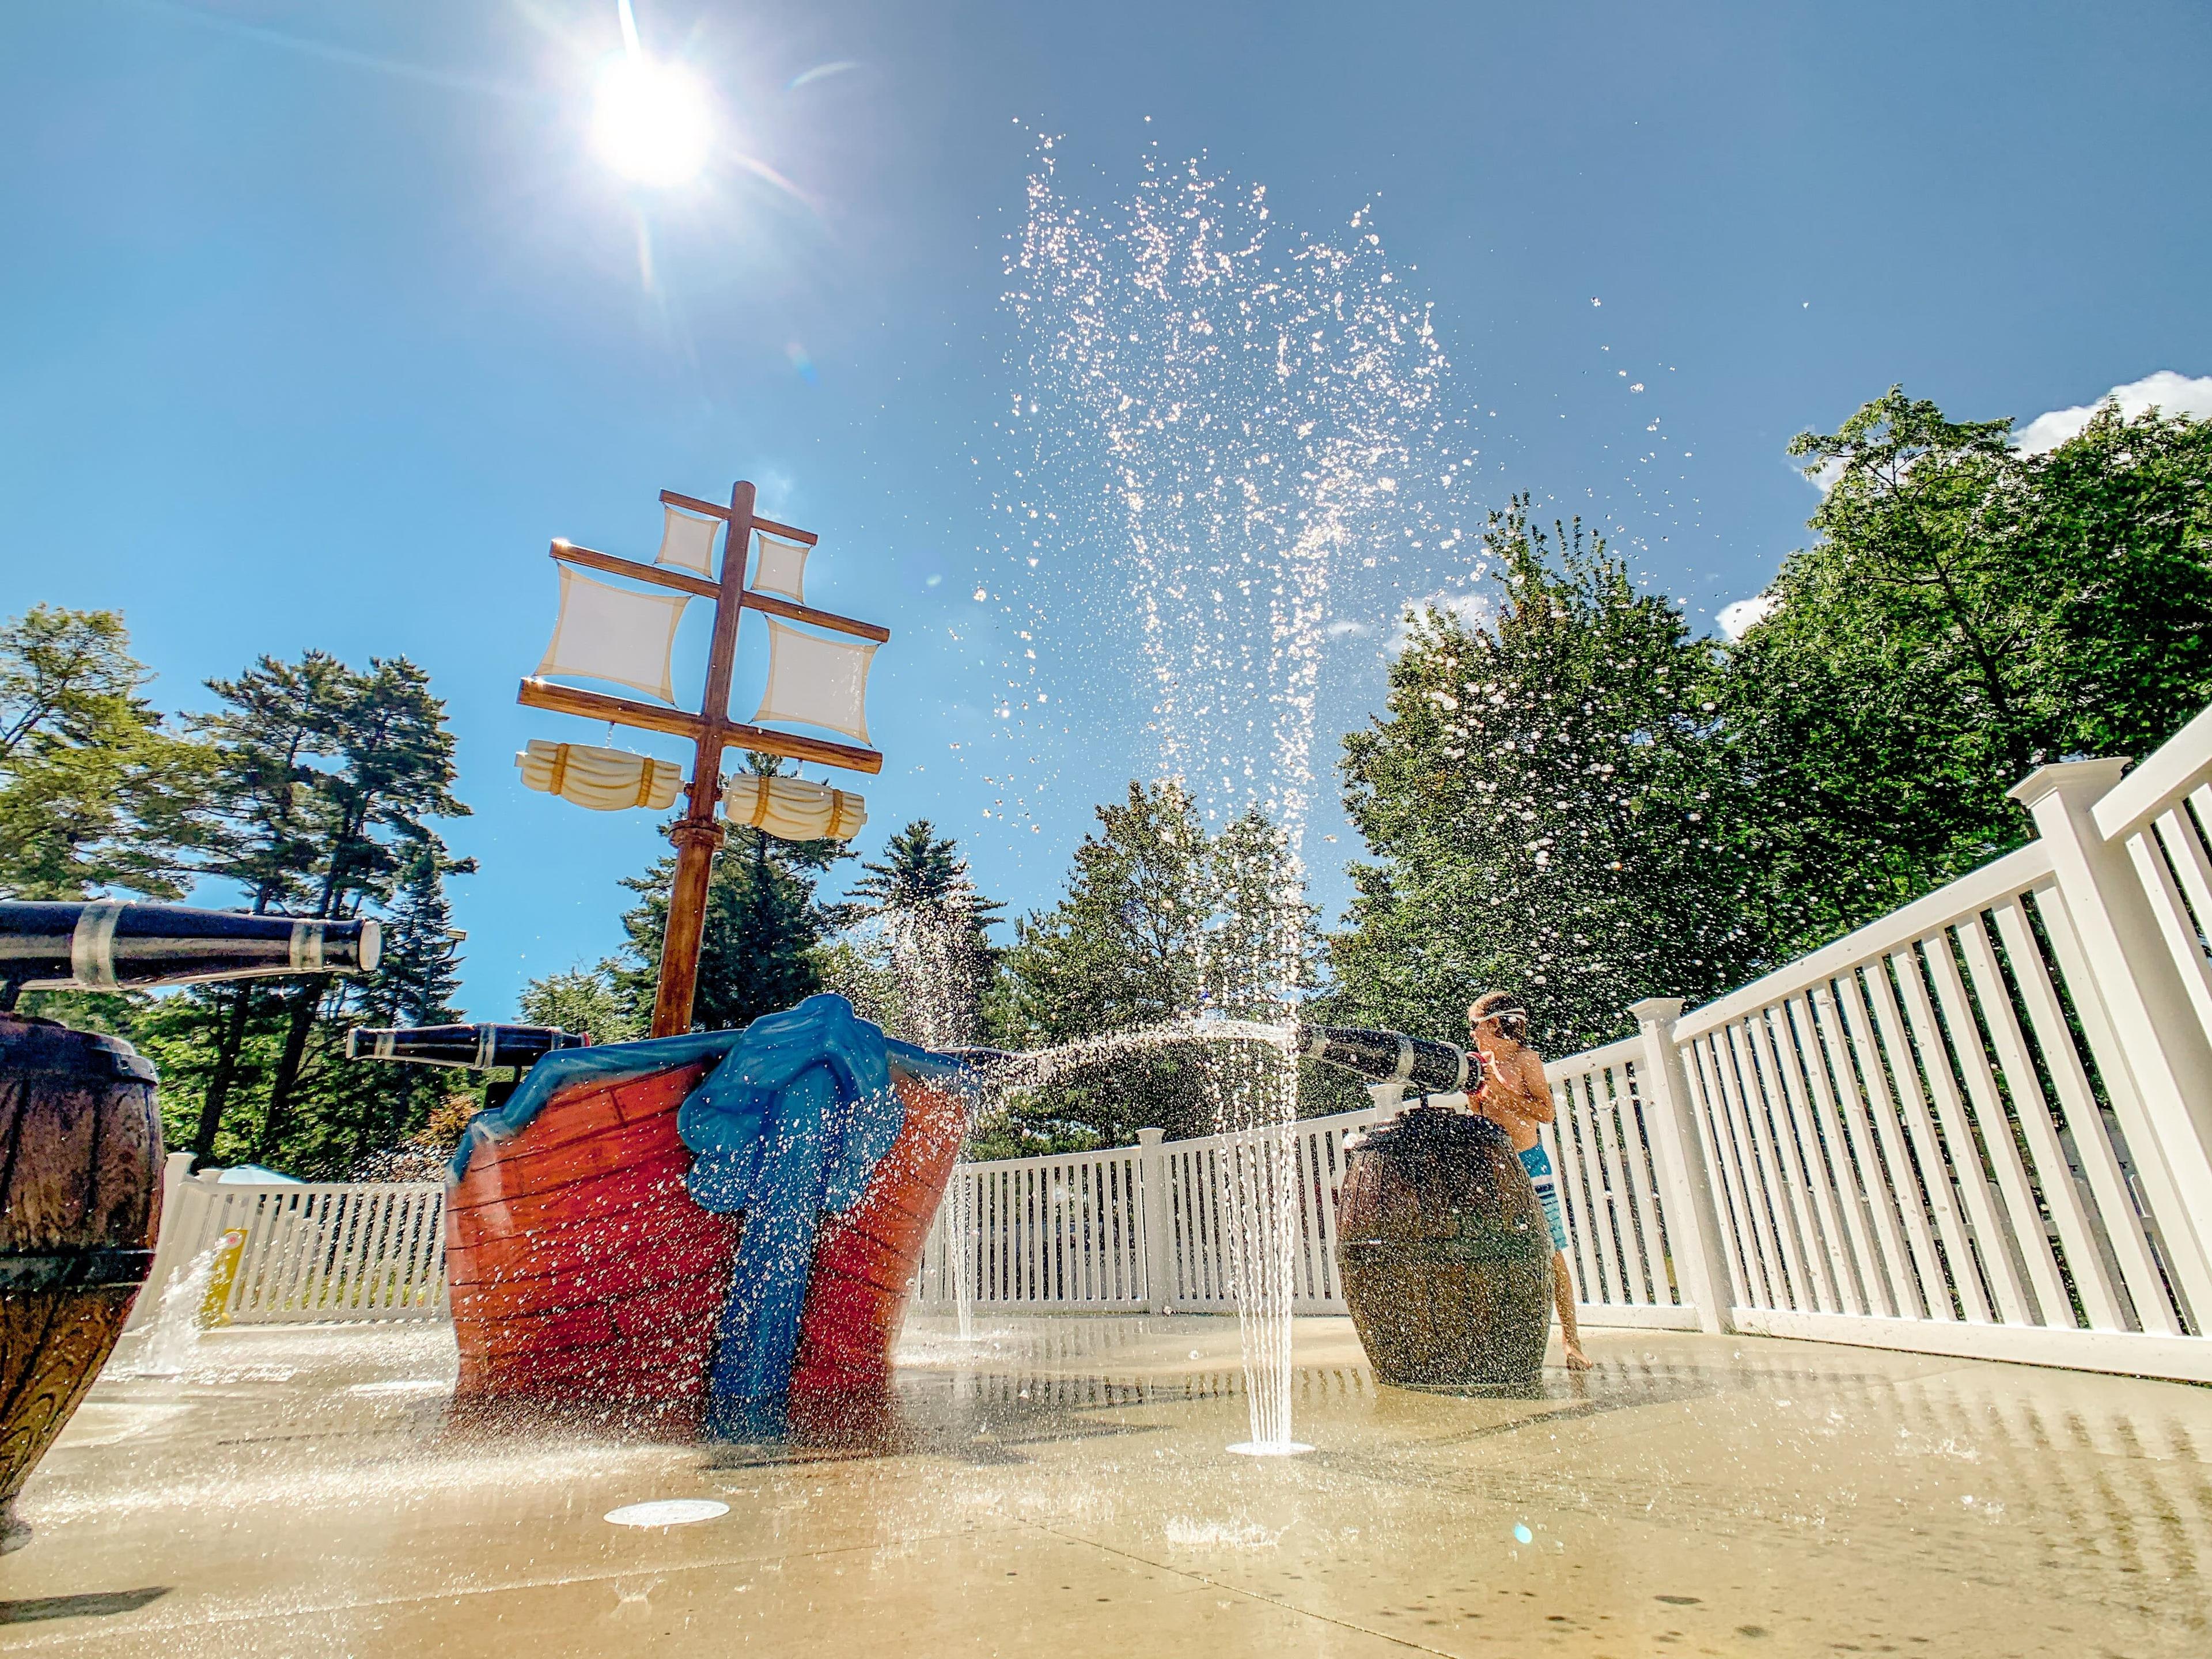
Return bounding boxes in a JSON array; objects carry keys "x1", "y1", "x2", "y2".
[
  {"x1": 346, "y1": 1022, "x2": 588, "y2": 1071},
  {"x1": 0, "y1": 900, "x2": 378, "y2": 1006},
  {"x1": 1293, "y1": 1022, "x2": 1482, "y2": 1097}
]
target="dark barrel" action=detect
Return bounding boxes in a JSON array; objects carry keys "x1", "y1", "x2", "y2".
[
  {"x1": 345, "y1": 1022, "x2": 588, "y2": 1071},
  {"x1": 0, "y1": 1014, "x2": 163, "y2": 1551},
  {"x1": 1334, "y1": 1106, "x2": 1552, "y2": 1391},
  {"x1": 0, "y1": 901, "x2": 380, "y2": 1009},
  {"x1": 1294, "y1": 1022, "x2": 1481, "y2": 1097}
]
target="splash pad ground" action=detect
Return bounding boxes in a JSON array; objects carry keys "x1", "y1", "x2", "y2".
[{"x1": 7, "y1": 1316, "x2": 2207, "y2": 1657}]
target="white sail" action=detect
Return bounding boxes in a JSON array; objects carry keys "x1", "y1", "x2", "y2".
[
  {"x1": 657, "y1": 505, "x2": 722, "y2": 577},
  {"x1": 516, "y1": 740, "x2": 684, "y2": 812},
  {"x1": 751, "y1": 618, "x2": 876, "y2": 747},
  {"x1": 750, "y1": 532, "x2": 810, "y2": 603},
  {"x1": 721, "y1": 774, "x2": 867, "y2": 842},
  {"x1": 535, "y1": 566, "x2": 689, "y2": 704}
]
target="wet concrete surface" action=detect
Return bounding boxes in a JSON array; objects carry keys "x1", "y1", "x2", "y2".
[{"x1": 2, "y1": 1315, "x2": 2206, "y2": 1657}]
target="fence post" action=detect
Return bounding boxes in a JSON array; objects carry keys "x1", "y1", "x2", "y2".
[
  {"x1": 1628, "y1": 998, "x2": 1736, "y2": 1335},
  {"x1": 2013, "y1": 760, "x2": 2212, "y2": 1315},
  {"x1": 1137, "y1": 1128, "x2": 1173, "y2": 1314}
]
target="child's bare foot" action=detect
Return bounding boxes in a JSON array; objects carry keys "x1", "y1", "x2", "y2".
[{"x1": 1563, "y1": 1341, "x2": 1593, "y2": 1372}]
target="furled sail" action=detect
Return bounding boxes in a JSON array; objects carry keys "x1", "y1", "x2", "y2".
[
  {"x1": 656, "y1": 505, "x2": 722, "y2": 577},
  {"x1": 750, "y1": 532, "x2": 810, "y2": 603},
  {"x1": 516, "y1": 739, "x2": 684, "y2": 812},
  {"x1": 721, "y1": 774, "x2": 868, "y2": 842},
  {"x1": 535, "y1": 566, "x2": 689, "y2": 703},
  {"x1": 751, "y1": 618, "x2": 876, "y2": 745}
]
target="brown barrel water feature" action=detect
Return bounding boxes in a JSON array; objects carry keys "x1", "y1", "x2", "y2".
[
  {"x1": 0, "y1": 1014, "x2": 163, "y2": 1551},
  {"x1": 1334, "y1": 1105, "x2": 1553, "y2": 1391}
]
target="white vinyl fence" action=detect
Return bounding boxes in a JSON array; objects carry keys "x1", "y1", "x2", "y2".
[
  {"x1": 922, "y1": 714, "x2": 2212, "y2": 1384},
  {"x1": 916, "y1": 1113, "x2": 1391, "y2": 1317},
  {"x1": 126, "y1": 1154, "x2": 447, "y2": 1329}
]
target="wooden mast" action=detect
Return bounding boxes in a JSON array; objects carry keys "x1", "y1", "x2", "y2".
[
  {"x1": 648, "y1": 479, "x2": 755, "y2": 1037},
  {"x1": 516, "y1": 479, "x2": 888, "y2": 1039}
]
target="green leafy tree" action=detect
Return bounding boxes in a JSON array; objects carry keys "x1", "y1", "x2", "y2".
[
  {"x1": 987, "y1": 782, "x2": 1336, "y2": 1146},
  {"x1": 1325, "y1": 499, "x2": 1755, "y2": 1054},
  {"x1": 1725, "y1": 389, "x2": 2212, "y2": 949},
  {"x1": 519, "y1": 961, "x2": 639, "y2": 1045},
  {"x1": 0, "y1": 605, "x2": 209, "y2": 903}
]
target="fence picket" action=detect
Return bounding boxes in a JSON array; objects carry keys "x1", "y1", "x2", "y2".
[
  {"x1": 1893, "y1": 939, "x2": 2033, "y2": 1324},
  {"x1": 1922, "y1": 923, "x2": 2073, "y2": 1328},
  {"x1": 1785, "y1": 994, "x2": 1884, "y2": 1317},
  {"x1": 1743, "y1": 1010, "x2": 1840, "y2": 1312},
  {"x1": 1958, "y1": 908, "x2": 2117, "y2": 1331},
  {"x1": 1687, "y1": 1033, "x2": 1770, "y2": 1304},
  {"x1": 1831, "y1": 971, "x2": 1953, "y2": 1321}
]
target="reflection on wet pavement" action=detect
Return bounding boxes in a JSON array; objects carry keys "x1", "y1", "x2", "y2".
[{"x1": 4, "y1": 1315, "x2": 2206, "y2": 1657}]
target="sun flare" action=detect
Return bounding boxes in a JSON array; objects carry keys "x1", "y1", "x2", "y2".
[{"x1": 592, "y1": 52, "x2": 713, "y2": 188}]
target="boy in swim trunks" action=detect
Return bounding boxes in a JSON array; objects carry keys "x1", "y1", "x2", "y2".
[{"x1": 1467, "y1": 992, "x2": 1591, "y2": 1370}]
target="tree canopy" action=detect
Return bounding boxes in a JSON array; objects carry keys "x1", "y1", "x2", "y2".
[
  {"x1": 1324, "y1": 500, "x2": 1758, "y2": 1053},
  {"x1": 1724, "y1": 388, "x2": 2212, "y2": 948},
  {"x1": 0, "y1": 607, "x2": 209, "y2": 901}
]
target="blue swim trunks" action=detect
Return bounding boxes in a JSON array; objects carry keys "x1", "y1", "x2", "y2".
[{"x1": 1518, "y1": 1143, "x2": 1570, "y2": 1253}]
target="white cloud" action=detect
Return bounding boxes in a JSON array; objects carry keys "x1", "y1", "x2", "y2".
[
  {"x1": 1717, "y1": 593, "x2": 1777, "y2": 641},
  {"x1": 2014, "y1": 370, "x2": 2212, "y2": 455},
  {"x1": 1800, "y1": 455, "x2": 1847, "y2": 493},
  {"x1": 1391, "y1": 590, "x2": 1493, "y2": 653},
  {"x1": 1323, "y1": 618, "x2": 1374, "y2": 639}
]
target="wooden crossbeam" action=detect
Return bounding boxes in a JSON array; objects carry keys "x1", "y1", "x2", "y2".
[
  {"x1": 740, "y1": 589, "x2": 892, "y2": 644},
  {"x1": 551, "y1": 541, "x2": 888, "y2": 643},
  {"x1": 517, "y1": 679, "x2": 885, "y2": 775},
  {"x1": 549, "y1": 541, "x2": 719, "y2": 599},
  {"x1": 659, "y1": 489, "x2": 818, "y2": 546}
]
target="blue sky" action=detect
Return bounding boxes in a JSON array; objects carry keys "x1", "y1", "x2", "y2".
[{"x1": 5, "y1": 1, "x2": 2208, "y2": 1017}]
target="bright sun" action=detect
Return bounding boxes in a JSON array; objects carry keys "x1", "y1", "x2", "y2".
[{"x1": 592, "y1": 53, "x2": 713, "y2": 188}]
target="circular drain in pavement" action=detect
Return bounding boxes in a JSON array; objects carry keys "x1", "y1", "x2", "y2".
[{"x1": 604, "y1": 1499, "x2": 730, "y2": 1528}]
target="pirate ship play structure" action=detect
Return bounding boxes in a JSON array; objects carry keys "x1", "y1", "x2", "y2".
[{"x1": 355, "y1": 479, "x2": 976, "y2": 1438}]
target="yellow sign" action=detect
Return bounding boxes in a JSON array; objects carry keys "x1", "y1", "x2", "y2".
[{"x1": 201, "y1": 1227, "x2": 248, "y2": 1327}]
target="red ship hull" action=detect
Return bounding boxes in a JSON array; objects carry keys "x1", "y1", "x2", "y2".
[{"x1": 444, "y1": 1055, "x2": 964, "y2": 1435}]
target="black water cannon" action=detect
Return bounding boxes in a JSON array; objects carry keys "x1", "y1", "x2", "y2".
[
  {"x1": 0, "y1": 900, "x2": 380, "y2": 1012},
  {"x1": 1292, "y1": 1022, "x2": 1483, "y2": 1098},
  {"x1": 345, "y1": 1022, "x2": 589, "y2": 1072}
]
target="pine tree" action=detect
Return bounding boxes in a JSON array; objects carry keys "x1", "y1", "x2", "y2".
[
  {"x1": 840, "y1": 820, "x2": 1003, "y2": 1047},
  {"x1": 173, "y1": 652, "x2": 353, "y2": 1162},
  {"x1": 335, "y1": 845, "x2": 471, "y2": 1166},
  {"x1": 1325, "y1": 498, "x2": 1756, "y2": 1054},
  {"x1": 252, "y1": 657, "x2": 471, "y2": 1160},
  {"x1": 138, "y1": 652, "x2": 471, "y2": 1172}
]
